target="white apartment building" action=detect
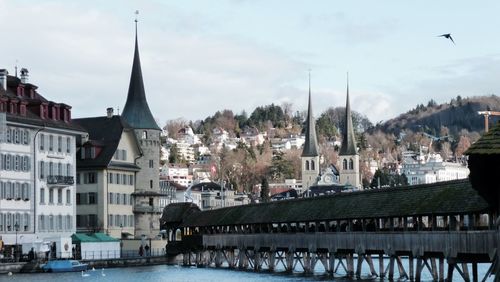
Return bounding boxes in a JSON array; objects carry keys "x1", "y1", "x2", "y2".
[
  {"x1": 402, "y1": 152, "x2": 470, "y2": 186},
  {"x1": 1, "y1": 68, "x2": 85, "y2": 258}
]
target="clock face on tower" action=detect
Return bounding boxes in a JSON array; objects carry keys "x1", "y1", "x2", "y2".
[{"x1": 324, "y1": 174, "x2": 333, "y2": 183}]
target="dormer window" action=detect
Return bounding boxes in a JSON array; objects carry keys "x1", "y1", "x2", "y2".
[{"x1": 142, "y1": 131, "x2": 147, "y2": 139}]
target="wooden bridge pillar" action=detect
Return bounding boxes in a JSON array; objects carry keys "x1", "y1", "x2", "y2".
[
  {"x1": 379, "y1": 253, "x2": 385, "y2": 279},
  {"x1": 285, "y1": 249, "x2": 294, "y2": 273},
  {"x1": 268, "y1": 250, "x2": 276, "y2": 272},
  {"x1": 238, "y1": 248, "x2": 248, "y2": 269},
  {"x1": 215, "y1": 249, "x2": 223, "y2": 267}
]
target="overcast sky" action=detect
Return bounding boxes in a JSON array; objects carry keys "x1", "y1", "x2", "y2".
[{"x1": 2, "y1": 0, "x2": 500, "y2": 126}]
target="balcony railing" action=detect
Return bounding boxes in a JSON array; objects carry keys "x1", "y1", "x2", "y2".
[{"x1": 47, "y1": 175, "x2": 75, "y2": 185}]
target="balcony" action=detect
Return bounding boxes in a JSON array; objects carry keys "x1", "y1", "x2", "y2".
[
  {"x1": 133, "y1": 205, "x2": 163, "y2": 214},
  {"x1": 47, "y1": 175, "x2": 75, "y2": 187}
]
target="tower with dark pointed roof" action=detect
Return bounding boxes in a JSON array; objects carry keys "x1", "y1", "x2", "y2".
[
  {"x1": 301, "y1": 75, "x2": 320, "y2": 191},
  {"x1": 122, "y1": 17, "x2": 162, "y2": 238},
  {"x1": 338, "y1": 77, "x2": 361, "y2": 189}
]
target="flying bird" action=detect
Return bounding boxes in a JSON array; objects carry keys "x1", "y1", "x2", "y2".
[{"x1": 438, "y1": 33, "x2": 455, "y2": 45}]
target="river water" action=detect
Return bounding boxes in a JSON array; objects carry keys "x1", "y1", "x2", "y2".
[{"x1": 3, "y1": 262, "x2": 494, "y2": 281}]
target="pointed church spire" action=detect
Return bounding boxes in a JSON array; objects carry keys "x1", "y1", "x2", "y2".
[
  {"x1": 340, "y1": 73, "x2": 357, "y2": 156},
  {"x1": 302, "y1": 71, "x2": 319, "y2": 157},
  {"x1": 121, "y1": 12, "x2": 160, "y2": 130}
]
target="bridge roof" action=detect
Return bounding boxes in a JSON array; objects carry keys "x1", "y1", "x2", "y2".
[
  {"x1": 466, "y1": 122, "x2": 500, "y2": 155},
  {"x1": 181, "y1": 179, "x2": 489, "y2": 227}
]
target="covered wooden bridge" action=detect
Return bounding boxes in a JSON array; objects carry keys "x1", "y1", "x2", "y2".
[
  {"x1": 162, "y1": 180, "x2": 496, "y2": 281},
  {"x1": 161, "y1": 123, "x2": 500, "y2": 281}
]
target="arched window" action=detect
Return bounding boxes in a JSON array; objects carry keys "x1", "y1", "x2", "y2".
[
  {"x1": 311, "y1": 160, "x2": 315, "y2": 170},
  {"x1": 343, "y1": 159, "x2": 347, "y2": 170},
  {"x1": 349, "y1": 159, "x2": 354, "y2": 170},
  {"x1": 305, "y1": 160, "x2": 310, "y2": 170},
  {"x1": 142, "y1": 131, "x2": 148, "y2": 139}
]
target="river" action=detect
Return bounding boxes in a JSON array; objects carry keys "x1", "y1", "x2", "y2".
[{"x1": 2, "y1": 262, "x2": 494, "y2": 281}]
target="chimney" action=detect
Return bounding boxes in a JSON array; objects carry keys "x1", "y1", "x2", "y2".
[
  {"x1": 20, "y1": 68, "x2": 29, "y2": 84},
  {"x1": 106, "y1": 107, "x2": 114, "y2": 118},
  {"x1": 0, "y1": 69, "x2": 7, "y2": 91}
]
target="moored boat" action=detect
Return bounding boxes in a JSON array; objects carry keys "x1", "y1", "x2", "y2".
[{"x1": 41, "y1": 260, "x2": 88, "y2": 272}]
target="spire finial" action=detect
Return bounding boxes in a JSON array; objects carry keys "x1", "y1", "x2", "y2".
[
  {"x1": 134, "y1": 10, "x2": 139, "y2": 35},
  {"x1": 346, "y1": 71, "x2": 349, "y2": 93},
  {"x1": 15, "y1": 59, "x2": 18, "y2": 77}
]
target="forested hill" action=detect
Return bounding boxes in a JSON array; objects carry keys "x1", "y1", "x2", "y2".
[{"x1": 375, "y1": 95, "x2": 500, "y2": 136}]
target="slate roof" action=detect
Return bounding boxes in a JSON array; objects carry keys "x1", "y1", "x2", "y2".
[
  {"x1": 121, "y1": 24, "x2": 160, "y2": 131},
  {"x1": 181, "y1": 179, "x2": 489, "y2": 227},
  {"x1": 466, "y1": 122, "x2": 500, "y2": 155},
  {"x1": 0, "y1": 75, "x2": 85, "y2": 133},
  {"x1": 302, "y1": 88, "x2": 319, "y2": 157},
  {"x1": 339, "y1": 85, "x2": 358, "y2": 156},
  {"x1": 73, "y1": 116, "x2": 140, "y2": 169},
  {"x1": 160, "y1": 202, "x2": 201, "y2": 225}
]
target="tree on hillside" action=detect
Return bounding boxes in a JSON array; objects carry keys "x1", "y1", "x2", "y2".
[
  {"x1": 369, "y1": 169, "x2": 408, "y2": 188},
  {"x1": 248, "y1": 104, "x2": 286, "y2": 129},
  {"x1": 164, "y1": 118, "x2": 188, "y2": 138},
  {"x1": 168, "y1": 144, "x2": 180, "y2": 164}
]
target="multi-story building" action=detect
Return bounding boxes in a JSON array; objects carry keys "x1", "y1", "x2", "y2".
[
  {"x1": 0, "y1": 68, "x2": 85, "y2": 258},
  {"x1": 402, "y1": 152, "x2": 470, "y2": 185},
  {"x1": 73, "y1": 109, "x2": 141, "y2": 239}
]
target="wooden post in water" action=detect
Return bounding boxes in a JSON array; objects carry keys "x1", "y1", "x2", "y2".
[
  {"x1": 447, "y1": 260, "x2": 455, "y2": 281},
  {"x1": 328, "y1": 252, "x2": 335, "y2": 275},
  {"x1": 431, "y1": 258, "x2": 438, "y2": 280},
  {"x1": 439, "y1": 257, "x2": 444, "y2": 282},
  {"x1": 355, "y1": 254, "x2": 364, "y2": 278},
  {"x1": 416, "y1": 257, "x2": 423, "y2": 282},
  {"x1": 388, "y1": 256, "x2": 395, "y2": 280},
  {"x1": 409, "y1": 255, "x2": 414, "y2": 281},
  {"x1": 472, "y1": 262, "x2": 478, "y2": 282},
  {"x1": 379, "y1": 254, "x2": 385, "y2": 279},
  {"x1": 366, "y1": 255, "x2": 377, "y2": 277}
]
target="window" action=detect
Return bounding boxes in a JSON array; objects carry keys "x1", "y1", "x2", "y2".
[
  {"x1": 109, "y1": 173, "x2": 113, "y2": 184},
  {"x1": 122, "y1": 194, "x2": 126, "y2": 205},
  {"x1": 109, "y1": 214, "x2": 114, "y2": 227},
  {"x1": 129, "y1": 175, "x2": 134, "y2": 185},
  {"x1": 40, "y1": 161, "x2": 45, "y2": 179},
  {"x1": 305, "y1": 160, "x2": 309, "y2": 170},
  {"x1": 66, "y1": 137, "x2": 71, "y2": 153},
  {"x1": 58, "y1": 189, "x2": 62, "y2": 204},
  {"x1": 66, "y1": 189, "x2": 71, "y2": 204},
  {"x1": 116, "y1": 173, "x2": 120, "y2": 185},
  {"x1": 149, "y1": 197, "x2": 153, "y2": 206},
  {"x1": 349, "y1": 159, "x2": 354, "y2": 170},
  {"x1": 23, "y1": 130, "x2": 30, "y2": 145},
  {"x1": 49, "y1": 189, "x2": 54, "y2": 204},
  {"x1": 58, "y1": 162, "x2": 62, "y2": 176},
  {"x1": 49, "y1": 135, "x2": 53, "y2": 151},
  {"x1": 66, "y1": 164, "x2": 71, "y2": 176},
  {"x1": 40, "y1": 188, "x2": 46, "y2": 204},
  {"x1": 343, "y1": 159, "x2": 348, "y2": 170},
  {"x1": 149, "y1": 160, "x2": 154, "y2": 168},
  {"x1": 76, "y1": 173, "x2": 80, "y2": 184},
  {"x1": 150, "y1": 180, "x2": 153, "y2": 189},
  {"x1": 109, "y1": 192, "x2": 114, "y2": 204},
  {"x1": 57, "y1": 136, "x2": 62, "y2": 152},
  {"x1": 66, "y1": 215, "x2": 72, "y2": 230},
  {"x1": 49, "y1": 215, "x2": 54, "y2": 230},
  {"x1": 57, "y1": 215, "x2": 63, "y2": 230},
  {"x1": 39, "y1": 134, "x2": 45, "y2": 150},
  {"x1": 76, "y1": 193, "x2": 81, "y2": 205},
  {"x1": 84, "y1": 172, "x2": 97, "y2": 184},
  {"x1": 122, "y1": 174, "x2": 127, "y2": 184},
  {"x1": 142, "y1": 131, "x2": 147, "y2": 139},
  {"x1": 22, "y1": 183, "x2": 29, "y2": 200},
  {"x1": 88, "y1": 192, "x2": 97, "y2": 204},
  {"x1": 311, "y1": 160, "x2": 315, "y2": 170}
]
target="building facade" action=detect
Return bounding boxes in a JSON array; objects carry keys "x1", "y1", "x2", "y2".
[
  {"x1": 74, "y1": 111, "x2": 141, "y2": 239},
  {"x1": 0, "y1": 68, "x2": 85, "y2": 258}
]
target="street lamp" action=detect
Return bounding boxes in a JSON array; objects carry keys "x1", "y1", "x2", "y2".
[{"x1": 14, "y1": 222, "x2": 19, "y2": 261}]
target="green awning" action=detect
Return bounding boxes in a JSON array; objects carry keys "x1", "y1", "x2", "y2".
[{"x1": 72, "y1": 232, "x2": 120, "y2": 243}]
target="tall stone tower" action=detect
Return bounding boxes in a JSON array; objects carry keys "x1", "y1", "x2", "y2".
[
  {"x1": 338, "y1": 80, "x2": 361, "y2": 189},
  {"x1": 301, "y1": 77, "x2": 320, "y2": 192},
  {"x1": 121, "y1": 19, "x2": 162, "y2": 238}
]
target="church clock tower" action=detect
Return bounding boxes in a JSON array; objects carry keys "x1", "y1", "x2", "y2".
[{"x1": 301, "y1": 76, "x2": 320, "y2": 192}]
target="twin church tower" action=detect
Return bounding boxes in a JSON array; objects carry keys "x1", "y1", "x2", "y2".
[{"x1": 301, "y1": 77, "x2": 361, "y2": 190}]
